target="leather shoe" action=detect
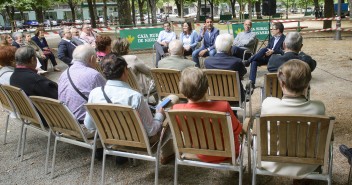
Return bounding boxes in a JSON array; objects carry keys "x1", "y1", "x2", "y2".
[
  {"x1": 243, "y1": 60, "x2": 250, "y2": 67},
  {"x1": 54, "y1": 67, "x2": 61, "y2": 72},
  {"x1": 160, "y1": 154, "x2": 175, "y2": 165},
  {"x1": 339, "y1": 144, "x2": 352, "y2": 165}
]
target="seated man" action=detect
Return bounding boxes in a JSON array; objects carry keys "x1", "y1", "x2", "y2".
[
  {"x1": 204, "y1": 33, "x2": 247, "y2": 102},
  {"x1": 58, "y1": 45, "x2": 106, "y2": 124},
  {"x1": 11, "y1": 32, "x2": 24, "y2": 48},
  {"x1": 58, "y1": 28, "x2": 77, "y2": 66},
  {"x1": 268, "y1": 32, "x2": 316, "y2": 72},
  {"x1": 70, "y1": 27, "x2": 86, "y2": 46},
  {"x1": 172, "y1": 67, "x2": 242, "y2": 163},
  {"x1": 192, "y1": 17, "x2": 219, "y2": 67},
  {"x1": 245, "y1": 22, "x2": 285, "y2": 87},
  {"x1": 154, "y1": 22, "x2": 176, "y2": 67},
  {"x1": 84, "y1": 53, "x2": 174, "y2": 164},
  {"x1": 80, "y1": 24, "x2": 98, "y2": 47},
  {"x1": 158, "y1": 40, "x2": 196, "y2": 71},
  {"x1": 231, "y1": 20, "x2": 257, "y2": 59},
  {"x1": 261, "y1": 59, "x2": 325, "y2": 179}
]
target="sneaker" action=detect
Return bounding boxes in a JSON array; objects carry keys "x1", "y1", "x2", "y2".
[
  {"x1": 339, "y1": 144, "x2": 352, "y2": 165},
  {"x1": 37, "y1": 70, "x2": 48, "y2": 75},
  {"x1": 53, "y1": 67, "x2": 61, "y2": 72},
  {"x1": 243, "y1": 60, "x2": 251, "y2": 67}
]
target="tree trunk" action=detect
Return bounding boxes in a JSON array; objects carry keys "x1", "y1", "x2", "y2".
[
  {"x1": 175, "y1": 0, "x2": 181, "y2": 17},
  {"x1": 208, "y1": 0, "x2": 214, "y2": 19},
  {"x1": 138, "y1": 0, "x2": 145, "y2": 25},
  {"x1": 87, "y1": 0, "x2": 97, "y2": 28},
  {"x1": 131, "y1": 0, "x2": 136, "y2": 26},
  {"x1": 34, "y1": 7, "x2": 44, "y2": 24},
  {"x1": 93, "y1": 0, "x2": 97, "y2": 21},
  {"x1": 103, "y1": 0, "x2": 108, "y2": 27},
  {"x1": 68, "y1": 2, "x2": 76, "y2": 22},
  {"x1": 147, "y1": 0, "x2": 157, "y2": 25},
  {"x1": 230, "y1": 0, "x2": 237, "y2": 19},
  {"x1": 255, "y1": 1, "x2": 262, "y2": 19},
  {"x1": 323, "y1": 0, "x2": 333, "y2": 28},
  {"x1": 117, "y1": 0, "x2": 133, "y2": 27},
  {"x1": 5, "y1": 6, "x2": 15, "y2": 32},
  {"x1": 248, "y1": 1, "x2": 252, "y2": 19},
  {"x1": 196, "y1": 0, "x2": 201, "y2": 22}
]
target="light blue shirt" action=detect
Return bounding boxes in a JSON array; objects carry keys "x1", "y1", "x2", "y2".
[
  {"x1": 272, "y1": 35, "x2": 282, "y2": 50},
  {"x1": 157, "y1": 30, "x2": 176, "y2": 43},
  {"x1": 84, "y1": 80, "x2": 163, "y2": 136},
  {"x1": 233, "y1": 31, "x2": 257, "y2": 50}
]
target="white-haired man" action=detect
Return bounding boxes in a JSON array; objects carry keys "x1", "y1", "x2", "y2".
[
  {"x1": 204, "y1": 33, "x2": 247, "y2": 102},
  {"x1": 58, "y1": 28, "x2": 77, "y2": 66},
  {"x1": 58, "y1": 45, "x2": 106, "y2": 126},
  {"x1": 157, "y1": 40, "x2": 195, "y2": 71}
]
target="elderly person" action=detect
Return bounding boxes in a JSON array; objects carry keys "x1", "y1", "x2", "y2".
[
  {"x1": 231, "y1": 19, "x2": 257, "y2": 59},
  {"x1": 268, "y1": 32, "x2": 317, "y2": 72},
  {"x1": 80, "y1": 24, "x2": 98, "y2": 47},
  {"x1": 0, "y1": 46, "x2": 17, "y2": 84},
  {"x1": 95, "y1": 35, "x2": 112, "y2": 61},
  {"x1": 70, "y1": 27, "x2": 85, "y2": 46},
  {"x1": 157, "y1": 40, "x2": 195, "y2": 70},
  {"x1": 32, "y1": 28, "x2": 60, "y2": 71},
  {"x1": 58, "y1": 45, "x2": 105, "y2": 124},
  {"x1": 58, "y1": 28, "x2": 77, "y2": 66},
  {"x1": 261, "y1": 59, "x2": 325, "y2": 179},
  {"x1": 11, "y1": 32, "x2": 25, "y2": 48},
  {"x1": 204, "y1": 33, "x2": 247, "y2": 102},
  {"x1": 179, "y1": 22, "x2": 198, "y2": 56},
  {"x1": 154, "y1": 22, "x2": 176, "y2": 67},
  {"x1": 172, "y1": 67, "x2": 242, "y2": 163},
  {"x1": 0, "y1": 34, "x2": 14, "y2": 46},
  {"x1": 192, "y1": 17, "x2": 219, "y2": 67},
  {"x1": 23, "y1": 32, "x2": 48, "y2": 71},
  {"x1": 111, "y1": 38, "x2": 153, "y2": 95}
]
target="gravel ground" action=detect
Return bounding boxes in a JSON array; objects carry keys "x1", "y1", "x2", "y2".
[{"x1": 0, "y1": 19, "x2": 351, "y2": 185}]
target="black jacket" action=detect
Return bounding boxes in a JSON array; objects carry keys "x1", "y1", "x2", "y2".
[{"x1": 268, "y1": 51, "x2": 317, "y2": 72}]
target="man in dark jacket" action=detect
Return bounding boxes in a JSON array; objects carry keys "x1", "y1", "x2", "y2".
[
  {"x1": 57, "y1": 28, "x2": 76, "y2": 66},
  {"x1": 268, "y1": 32, "x2": 316, "y2": 72}
]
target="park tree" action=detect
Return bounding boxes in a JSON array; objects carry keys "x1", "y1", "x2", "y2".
[
  {"x1": 147, "y1": 0, "x2": 157, "y2": 24},
  {"x1": 57, "y1": 0, "x2": 81, "y2": 23},
  {"x1": 117, "y1": 0, "x2": 133, "y2": 27},
  {"x1": 87, "y1": 0, "x2": 97, "y2": 27},
  {"x1": 137, "y1": 0, "x2": 146, "y2": 24},
  {"x1": 323, "y1": 0, "x2": 333, "y2": 28}
]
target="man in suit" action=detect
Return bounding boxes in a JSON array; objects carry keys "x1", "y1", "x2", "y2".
[
  {"x1": 158, "y1": 40, "x2": 196, "y2": 71},
  {"x1": 245, "y1": 22, "x2": 286, "y2": 88},
  {"x1": 58, "y1": 28, "x2": 77, "y2": 66},
  {"x1": 10, "y1": 46, "x2": 58, "y2": 99},
  {"x1": 267, "y1": 32, "x2": 316, "y2": 72},
  {"x1": 192, "y1": 17, "x2": 219, "y2": 67},
  {"x1": 204, "y1": 33, "x2": 247, "y2": 102}
]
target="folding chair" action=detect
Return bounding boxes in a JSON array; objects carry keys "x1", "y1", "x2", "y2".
[
  {"x1": 30, "y1": 96, "x2": 98, "y2": 184},
  {"x1": 0, "y1": 85, "x2": 18, "y2": 145},
  {"x1": 1, "y1": 85, "x2": 51, "y2": 174},
  {"x1": 252, "y1": 114, "x2": 335, "y2": 185},
  {"x1": 165, "y1": 109, "x2": 244, "y2": 185},
  {"x1": 85, "y1": 103, "x2": 165, "y2": 185},
  {"x1": 150, "y1": 68, "x2": 186, "y2": 101},
  {"x1": 242, "y1": 38, "x2": 259, "y2": 64}
]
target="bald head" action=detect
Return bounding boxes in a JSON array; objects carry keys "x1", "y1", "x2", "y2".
[
  {"x1": 243, "y1": 20, "x2": 252, "y2": 32},
  {"x1": 168, "y1": 40, "x2": 184, "y2": 56}
]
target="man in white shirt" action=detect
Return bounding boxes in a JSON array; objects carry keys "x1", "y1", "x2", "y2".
[
  {"x1": 231, "y1": 20, "x2": 257, "y2": 59},
  {"x1": 154, "y1": 22, "x2": 176, "y2": 67}
]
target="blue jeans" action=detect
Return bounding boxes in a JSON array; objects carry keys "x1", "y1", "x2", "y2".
[
  {"x1": 249, "y1": 48, "x2": 270, "y2": 84},
  {"x1": 192, "y1": 46, "x2": 216, "y2": 67}
]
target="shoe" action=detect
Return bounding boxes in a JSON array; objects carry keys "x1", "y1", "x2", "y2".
[
  {"x1": 37, "y1": 70, "x2": 48, "y2": 75},
  {"x1": 115, "y1": 156, "x2": 128, "y2": 165},
  {"x1": 160, "y1": 154, "x2": 175, "y2": 165},
  {"x1": 95, "y1": 148, "x2": 104, "y2": 161},
  {"x1": 243, "y1": 60, "x2": 251, "y2": 67},
  {"x1": 339, "y1": 144, "x2": 352, "y2": 165},
  {"x1": 54, "y1": 67, "x2": 61, "y2": 72}
]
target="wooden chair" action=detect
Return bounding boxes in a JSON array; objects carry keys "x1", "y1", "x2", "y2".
[
  {"x1": 150, "y1": 68, "x2": 186, "y2": 101},
  {"x1": 0, "y1": 85, "x2": 18, "y2": 145},
  {"x1": 260, "y1": 73, "x2": 310, "y2": 103},
  {"x1": 127, "y1": 67, "x2": 141, "y2": 92},
  {"x1": 1, "y1": 85, "x2": 51, "y2": 174},
  {"x1": 30, "y1": 96, "x2": 98, "y2": 184},
  {"x1": 165, "y1": 109, "x2": 244, "y2": 185},
  {"x1": 85, "y1": 103, "x2": 164, "y2": 185},
  {"x1": 252, "y1": 114, "x2": 335, "y2": 185}
]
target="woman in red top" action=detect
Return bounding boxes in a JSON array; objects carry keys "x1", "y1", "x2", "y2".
[{"x1": 172, "y1": 67, "x2": 242, "y2": 163}]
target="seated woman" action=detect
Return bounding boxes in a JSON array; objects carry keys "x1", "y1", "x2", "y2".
[
  {"x1": 95, "y1": 35, "x2": 112, "y2": 61},
  {"x1": 261, "y1": 59, "x2": 325, "y2": 178},
  {"x1": 23, "y1": 32, "x2": 48, "y2": 71},
  {"x1": 0, "y1": 46, "x2": 17, "y2": 84},
  {"x1": 172, "y1": 67, "x2": 242, "y2": 163},
  {"x1": 111, "y1": 38, "x2": 153, "y2": 95},
  {"x1": 0, "y1": 34, "x2": 14, "y2": 46},
  {"x1": 179, "y1": 22, "x2": 198, "y2": 56}
]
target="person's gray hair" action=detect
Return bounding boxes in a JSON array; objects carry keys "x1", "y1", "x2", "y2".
[
  {"x1": 168, "y1": 40, "x2": 183, "y2": 55},
  {"x1": 15, "y1": 46, "x2": 36, "y2": 65},
  {"x1": 72, "y1": 45, "x2": 96, "y2": 63},
  {"x1": 59, "y1": 28, "x2": 70, "y2": 38},
  {"x1": 215, "y1": 33, "x2": 234, "y2": 53},
  {"x1": 284, "y1": 32, "x2": 303, "y2": 52},
  {"x1": 12, "y1": 32, "x2": 23, "y2": 40}
]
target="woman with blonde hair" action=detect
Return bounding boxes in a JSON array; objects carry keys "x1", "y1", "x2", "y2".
[
  {"x1": 0, "y1": 34, "x2": 14, "y2": 46},
  {"x1": 111, "y1": 38, "x2": 153, "y2": 95}
]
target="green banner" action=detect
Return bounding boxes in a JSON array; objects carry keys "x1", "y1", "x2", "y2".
[
  {"x1": 119, "y1": 27, "x2": 163, "y2": 50},
  {"x1": 232, "y1": 22, "x2": 270, "y2": 41}
]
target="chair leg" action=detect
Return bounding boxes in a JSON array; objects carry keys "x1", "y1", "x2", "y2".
[
  {"x1": 174, "y1": 160, "x2": 178, "y2": 185},
  {"x1": 51, "y1": 137, "x2": 58, "y2": 179},
  {"x1": 101, "y1": 150, "x2": 106, "y2": 185},
  {"x1": 252, "y1": 136, "x2": 257, "y2": 185},
  {"x1": 348, "y1": 165, "x2": 352, "y2": 185},
  {"x1": 3, "y1": 114, "x2": 9, "y2": 145},
  {"x1": 88, "y1": 139, "x2": 97, "y2": 185},
  {"x1": 16, "y1": 122, "x2": 24, "y2": 157},
  {"x1": 44, "y1": 130, "x2": 51, "y2": 174},
  {"x1": 20, "y1": 126, "x2": 27, "y2": 161}
]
